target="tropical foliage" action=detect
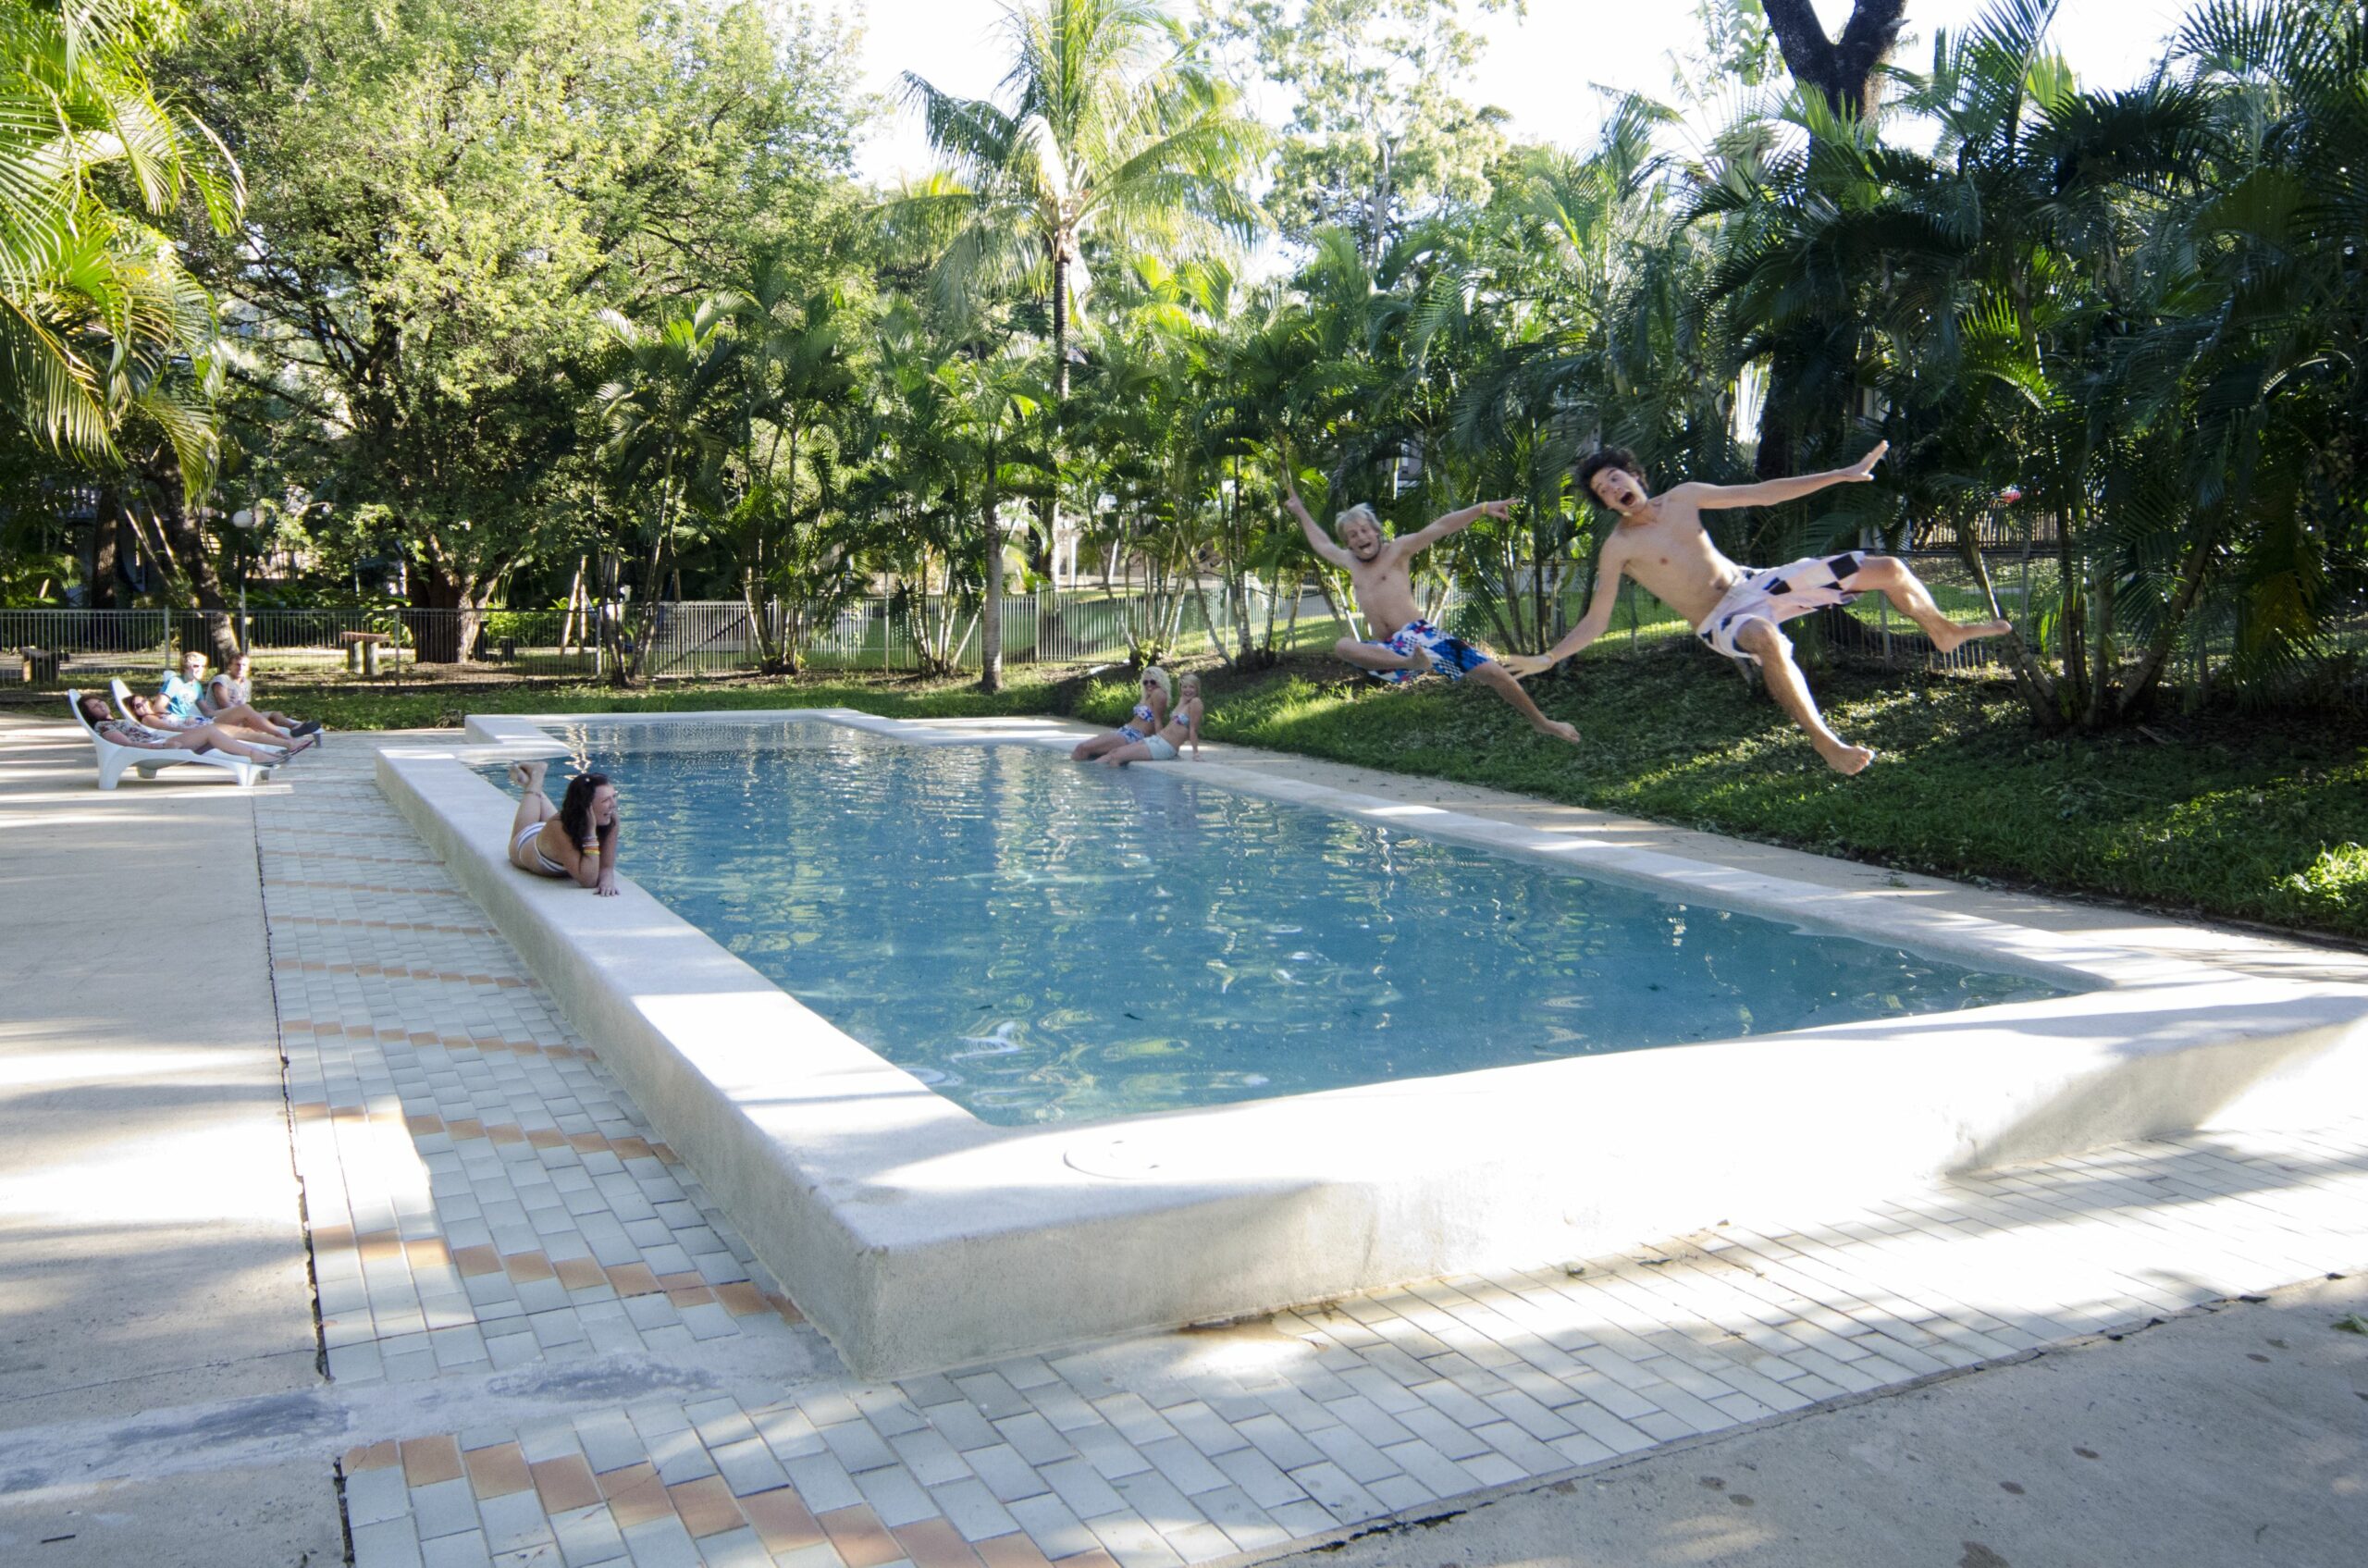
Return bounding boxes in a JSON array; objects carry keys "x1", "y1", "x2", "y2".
[{"x1": 0, "y1": 0, "x2": 2360, "y2": 726}]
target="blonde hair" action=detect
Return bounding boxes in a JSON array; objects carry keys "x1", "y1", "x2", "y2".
[
  {"x1": 1333, "y1": 502, "x2": 1380, "y2": 538},
  {"x1": 1141, "y1": 665, "x2": 1174, "y2": 704}
]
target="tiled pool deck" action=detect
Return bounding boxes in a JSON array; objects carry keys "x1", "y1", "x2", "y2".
[{"x1": 17, "y1": 721, "x2": 2368, "y2": 1567}]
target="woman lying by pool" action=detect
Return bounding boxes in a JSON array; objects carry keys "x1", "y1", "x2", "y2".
[
  {"x1": 1071, "y1": 666, "x2": 1171, "y2": 760},
  {"x1": 1102, "y1": 673, "x2": 1204, "y2": 766},
  {"x1": 78, "y1": 693, "x2": 302, "y2": 764},
  {"x1": 506, "y1": 760, "x2": 621, "y2": 895},
  {"x1": 124, "y1": 690, "x2": 309, "y2": 753}
]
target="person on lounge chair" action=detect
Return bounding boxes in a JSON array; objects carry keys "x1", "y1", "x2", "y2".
[
  {"x1": 205, "y1": 653, "x2": 315, "y2": 735},
  {"x1": 124, "y1": 691, "x2": 305, "y2": 754},
  {"x1": 160, "y1": 651, "x2": 319, "y2": 740},
  {"x1": 506, "y1": 760, "x2": 621, "y2": 895},
  {"x1": 78, "y1": 694, "x2": 301, "y2": 765}
]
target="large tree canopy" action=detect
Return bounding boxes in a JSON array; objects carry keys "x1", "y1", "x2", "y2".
[
  {"x1": 0, "y1": 0, "x2": 2355, "y2": 734},
  {"x1": 169, "y1": 0, "x2": 862, "y2": 652}
]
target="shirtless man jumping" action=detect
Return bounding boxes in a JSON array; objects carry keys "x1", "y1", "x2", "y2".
[
  {"x1": 1503, "y1": 442, "x2": 2008, "y2": 774},
  {"x1": 1284, "y1": 463, "x2": 1579, "y2": 746}
]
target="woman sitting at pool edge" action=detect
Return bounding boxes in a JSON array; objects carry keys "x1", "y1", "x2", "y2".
[
  {"x1": 506, "y1": 760, "x2": 620, "y2": 895},
  {"x1": 1103, "y1": 672, "x2": 1204, "y2": 765},
  {"x1": 1072, "y1": 666, "x2": 1170, "y2": 760}
]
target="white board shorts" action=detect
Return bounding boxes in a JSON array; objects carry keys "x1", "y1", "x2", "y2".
[
  {"x1": 1143, "y1": 735, "x2": 1179, "y2": 761},
  {"x1": 1696, "y1": 552, "x2": 1866, "y2": 661}
]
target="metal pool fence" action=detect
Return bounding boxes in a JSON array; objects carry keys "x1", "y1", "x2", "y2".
[
  {"x1": 0, "y1": 593, "x2": 1332, "y2": 685},
  {"x1": 0, "y1": 589, "x2": 1626, "y2": 685},
  {"x1": 5, "y1": 562, "x2": 2358, "y2": 705}
]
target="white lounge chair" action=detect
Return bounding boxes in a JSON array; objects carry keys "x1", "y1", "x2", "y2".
[{"x1": 66, "y1": 689, "x2": 277, "y2": 790}]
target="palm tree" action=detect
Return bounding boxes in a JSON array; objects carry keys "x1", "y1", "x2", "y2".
[
  {"x1": 0, "y1": 0, "x2": 240, "y2": 468},
  {"x1": 1686, "y1": 0, "x2": 2368, "y2": 727},
  {"x1": 935, "y1": 347, "x2": 1041, "y2": 690},
  {"x1": 734, "y1": 271, "x2": 861, "y2": 667},
  {"x1": 896, "y1": 0, "x2": 1262, "y2": 570},
  {"x1": 596, "y1": 296, "x2": 740, "y2": 683}
]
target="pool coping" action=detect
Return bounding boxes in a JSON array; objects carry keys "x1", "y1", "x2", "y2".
[{"x1": 376, "y1": 710, "x2": 2368, "y2": 1377}]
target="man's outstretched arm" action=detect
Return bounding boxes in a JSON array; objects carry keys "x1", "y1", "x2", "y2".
[
  {"x1": 1686, "y1": 439, "x2": 1888, "y2": 510},
  {"x1": 1502, "y1": 549, "x2": 1627, "y2": 676},
  {"x1": 1283, "y1": 469, "x2": 1355, "y2": 568},
  {"x1": 1398, "y1": 498, "x2": 1515, "y2": 557}
]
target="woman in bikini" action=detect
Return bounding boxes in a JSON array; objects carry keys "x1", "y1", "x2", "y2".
[
  {"x1": 1101, "y1": 672, "x2": 1204, "y2": 766},
  {"x1": 77, "y1": 693, "x2": 299, "y2": 764},
  {"x1": 123, "y1": 690, "x2": 310, "y2": 753},
  {"x1": 1071, "y1": 666, "x2": 1171, "y2": 760},
  {"x1": 506, "y1": 761, "x2": 621, "y2": 895}
]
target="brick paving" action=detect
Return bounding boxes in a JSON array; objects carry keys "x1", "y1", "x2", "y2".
[{"x1": 242, "y1": 740, "x2": 2368, "y2": 1568}]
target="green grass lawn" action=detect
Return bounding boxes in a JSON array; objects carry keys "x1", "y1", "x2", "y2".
[{"x1": 283, "y1": 643, "x2": 2366, "y2": 944}]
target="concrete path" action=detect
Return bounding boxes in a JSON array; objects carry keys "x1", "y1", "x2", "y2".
[
  {"x1": 1273, "y1": 1270, "x2": 2368, "y2": 1568},
  {"x1": 0, "y1": 717, "x2": 343, "y2": 1564}
]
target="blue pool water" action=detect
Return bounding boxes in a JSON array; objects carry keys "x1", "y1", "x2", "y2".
[{"x1": 505, "y1": 720, "x2": 2066, "y2": 1126}]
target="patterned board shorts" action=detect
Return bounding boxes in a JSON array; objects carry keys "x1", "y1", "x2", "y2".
[
  {"x1": 1370, "y1": 619, "x2": 1495, "y2": 684},
  {"x1": 1696, "y1": 552, "x2": 1866, "y2": 662}
]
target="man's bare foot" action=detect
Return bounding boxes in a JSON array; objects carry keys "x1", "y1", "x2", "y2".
[
  {"x1": 1817, "y1": 740, "x2": 1876, "y2": 775},
  {"x1": 1930, "y1": 618, "x2": 2012, "y2": 655},
  {"x1": 1535, "y1": 718, "x2": 1581, "y2": 746}
]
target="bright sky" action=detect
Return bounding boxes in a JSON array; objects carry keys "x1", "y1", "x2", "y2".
[{"x1": 834, "y1": 0, "x2": 2199, "y2": 187}]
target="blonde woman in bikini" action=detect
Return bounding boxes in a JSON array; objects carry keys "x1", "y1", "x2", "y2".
[
  {"x1": 1072, "y1": 666, "x2": 1171, "y2": 760},
  {"x1": 506, "y1": 761, "x2": 621, "y2": 895},
  {"x1": 1102, "y1": 672, "x2": 1205, "y2": 765},
  {"x1": 1505, "y1": 443, "x2": 2009, "y2": 774}
]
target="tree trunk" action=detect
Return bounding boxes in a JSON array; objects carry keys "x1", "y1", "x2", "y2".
[
  {"x1": 83, "y1": 498, "x2": 120, "y2": 609},
  {"x1": 1366, "y1": 135, "x2": 1397, "y2": 269},
  {"x1": 1761, "y1": 0, "x2": 1909, "y2": 118},
  {"x1": 2057, "y1": 505, "x2": 2089, "y2": 727},
  {"x1": 1192, "y1": 572, "x2": 1235, "y2": 666},
  {"x1": 2116, "y1": 521, "x2": 2220, "y2": 720},
  {"x1": 410, "y1": 562, "x2": 486, "y2": 666},
  {"x1": 141, "y1": 477, "x2": 242, "y2": 664},
  {"x1": 2082, "y1": 550, "x2": 2117, "y2": 732},
  {"x1": 742, "y1": 569, "x2": 777, "y2": 672},
  {"x1": 561, "y1": 558, "x2": 586, "y2": 652},
  {"x1": 1956, "y1": 512, "x2": 2064, "y2": 727},
  {"x1": 1750, "y1": 1, "x2": 1908, "y2": 533},
  {"x1": 980, "y1": 438, "x2": 1005, "y2": 693},
  {"x1": 1035, "y1": 246, "x2": 1072, "y2": 579}
]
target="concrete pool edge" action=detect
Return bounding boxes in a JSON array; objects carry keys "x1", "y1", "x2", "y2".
[{"x1": 376, "y1": 711, "x2": 2368, "y2": 1377}]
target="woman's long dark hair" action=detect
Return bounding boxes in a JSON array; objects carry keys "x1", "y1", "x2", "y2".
[{"x1": 560, "y1": 772, "x2": 610, "y2": 846}]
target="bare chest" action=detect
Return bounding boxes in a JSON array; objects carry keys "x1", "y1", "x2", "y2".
[{"x1": 1615, "y1": 516, "x2": 1735, "y2": 613}]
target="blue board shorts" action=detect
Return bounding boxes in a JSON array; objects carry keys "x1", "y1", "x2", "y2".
[{"x1": 1369, "y1": 619, "x2": 1493, "y2": 684}]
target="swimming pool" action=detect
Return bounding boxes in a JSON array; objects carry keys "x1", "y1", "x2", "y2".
[
  {"x1": 512, "y1": 719, "x2": 2065, "y2": 1125},
  {"x1": 394, "y1": 710, "x2": 2368, "y2": 1373}
]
